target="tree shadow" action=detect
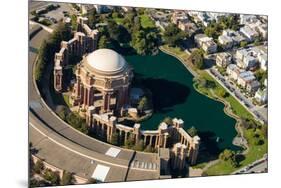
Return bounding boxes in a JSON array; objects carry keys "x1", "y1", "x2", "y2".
[
  {"x1": 196, "y1": 131, "x2": 221, "y2": 163},
  {"x1": 132, "y1": 74, "x2": 190, "y2": 114}
]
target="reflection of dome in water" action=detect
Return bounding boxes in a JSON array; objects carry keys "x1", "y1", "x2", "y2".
[{"x1": 86, "y1": 48, "x2": 126, "y2": 73}]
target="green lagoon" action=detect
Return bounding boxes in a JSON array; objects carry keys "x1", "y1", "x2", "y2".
[{"x1": 125, "y1": 51, "x2": 241, "y2": 154}]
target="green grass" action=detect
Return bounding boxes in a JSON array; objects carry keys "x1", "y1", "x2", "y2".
[
  {"x1": 63, "y1": 94, "x2": 71, "y2": 107},
  {"x1": 140, "y1": 14, "x2": 155, "y2": 28},
  {"x1": 205, "y1": 127, "x2": 267, "y2": 175}
]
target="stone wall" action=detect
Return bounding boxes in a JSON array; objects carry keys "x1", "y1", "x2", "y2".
[
  {"x1": 54, "y1": 16, "x2": 99, "y2": 92},
  {"x1": 88, "y1": 111, "x2": 200, "y2": 169}
]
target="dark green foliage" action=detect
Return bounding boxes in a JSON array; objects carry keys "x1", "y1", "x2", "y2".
[
  {"x1": 33, "y1": 159, "x2": 44, "y2": 174},
  {"x1": 189, "y1": 49, "x2": 205, "y2": 69},
  {"x1": 163, "y1": 24, "x2": 188, "y2": 47},
  {"x1": 61, "y1": 170, "x2": 74, "y2": 185},
  {"x1": 43, "y1": 169, "x2": 60, "y2": 185},
  {"x1": 187, "y1": 126, "x2": 198, "y2": 137},
  {"x1": 110, "y1": 132, "x2": 119, "y2": 146},
  {"x1": 162, "y1": 117, "x2": 173, "y2": 125}
]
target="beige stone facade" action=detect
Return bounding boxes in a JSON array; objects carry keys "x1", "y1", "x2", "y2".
[
  {"x1": 88, "y1": 113, "x2": 200, "y2": 167},
  {"x1": 70, "y1": 49, "x2": 133, "y2": 113},
  {"x1": 54, "y1": 16, "x2": 99, "y2": 92}
]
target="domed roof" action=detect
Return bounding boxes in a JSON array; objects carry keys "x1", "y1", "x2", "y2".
[{"x1": 86, "y1": 49, "x2": 126, "y2": 73}]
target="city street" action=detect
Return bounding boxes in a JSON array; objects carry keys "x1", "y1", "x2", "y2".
[{"x1": 233, "y1": 155, "x2": 268, "y2": 174}]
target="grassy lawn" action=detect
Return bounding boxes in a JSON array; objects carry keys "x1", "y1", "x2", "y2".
[
  {"x1": 63, "y1": 93, "x2": 71, "y2": 107},
  {"x1": 161, "y1": 45, "x2": 190, "y2": 61},
  {"x1": 205, "y1": 127, "x2": 267, "y2": 175},
  {"x1": 140, "y1": 14, "x2": 155, "y2": 28}
]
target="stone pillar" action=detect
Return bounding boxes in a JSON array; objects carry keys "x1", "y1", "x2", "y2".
[
  {"x1": 107, "y1": 126, "x2": 111, "y2": 142},
  {"x1": 163, "y1": 133, "x2": 168, "y2": 148},
  {"x1": 102, "y1": 92, "x2": 108, "y2": 112},
  {"x1": 83, "y1": 87, "x2": 87, "y2": 107},
  {"x1": 87, "y1": 87, "x2": 93, "y2": 106},
  {"x1": 190, "y1": 136, "x2": 200, "y2": 165},
  {"x1": 149, "y1": 136, "x2": 153, "y2": 145},
  {"x1": 144, "y1": 135, "x2": 147, "y2": 145},
  {"x1": 155, "y1": 135, "x2": 159, "y2": 148},
  {"x1": 180, "y1": 135, "x2": 184, "y2": 144},
  {"x1": 107, "y1": 92, "x2": 112, "y2": 111},
  {"x1": 124, "y1": 131, "x2": 128, "y2": 144}
]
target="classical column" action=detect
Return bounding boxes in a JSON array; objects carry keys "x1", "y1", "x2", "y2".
[
  {"x1": 181, "y1": 135, "x2": 184, "y2": 144},
  {"x1": 87, "y1": 87, "x2": 93, "y2": 106},
  {"x1": 144, "y1": 135, "x2": 147, "y2": 145},
  {"x1": 107, "y1": 126, "x2": 110, "y2": 142},
  {"x1": 124, "y1": 131, "x2": 128, "y2": 144},
  {"x1": 163, "y1": 134, "x2": 168, "y2": 148},
  {"x1": 102, "y1": 92, "x2": 108, "y2": 112},
  {"x1": 155, "y1": 136, "x2": 159, "y2": 147},
  {"x1": 83, "y1": 87, "x2": 87, "y2": 106},
  {"x1": 107, "y1": 92, "x2": 112, "y2": 111},
  {"x1": 149, "y1": 136, "x2": 153, "y2": 145}
]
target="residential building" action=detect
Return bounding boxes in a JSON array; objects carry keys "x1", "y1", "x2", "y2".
[
  {"x1": 171, "y1": 11, "x2": 188, "y2": 25},
  {"x1": 246, "y1": 80, "x2": 260, "y2": 93},
  {"x1": 255, "y1": 88, "x2": 268, "y2": 104},
  {"x1": 222, "y1": 29, "x2": 246, "y2": 46},
  {"x1": 236, "y1": 48, "x2": 259, "y2": 70},
  {"x1": 239, "y1": 15, "x2": 258, "y2": 25},
  {"x1": 240, "y1": 25, "x2": 259, "y2": 42},
  {"x1": 218, "y1": 35, "x2": 233, "y2": 49},
  {"x1": 237, "y1": 71, "x2": 256, "y2": 88},
  {"x1": 178, "y1": 20, "x2": 198, "y2": 35},
  {"x1": 194, "y1": 34, "x2": 217, "y2": 54},
  {"x1": 226, "y1": 64, "x2": 241, "y2": 81},
  {"x1": 216, "y1": 52, "x2": 232, "y2": 68}
]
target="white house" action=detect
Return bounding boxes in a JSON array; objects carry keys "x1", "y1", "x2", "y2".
[
  {"x1": 226, "y1": 64, "x2": 241, "y2": 81},
  {"x1": 218, "y1": 35, "x2": 233, "y2": 49},
  {"x1": 194, "y1": 34, "x2": 217, "y2": 54},
  {"x1": 237, "y1": 71, "x2": 256, "y2": 88},
  {"x1": 255, "y1": 88, "x2": 268, "y2": 104},
  {"x1": 216, "y1": 52, "x2": 232, "y2": 68},
  {"x1": 240, "y1": 25, "x2": 259, "y2": 42}
]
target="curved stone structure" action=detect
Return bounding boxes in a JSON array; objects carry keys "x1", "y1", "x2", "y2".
[{"x1": 70, "y1": 49, "x2": 133, "y2": 113}]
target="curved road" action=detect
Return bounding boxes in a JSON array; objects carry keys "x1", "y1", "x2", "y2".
[{"x1": 29, "y1": 27, "x2": 159, "y2": 182}]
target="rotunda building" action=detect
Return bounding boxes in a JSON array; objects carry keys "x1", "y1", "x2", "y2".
[{"x1": 70, "y1": 49, "x2": 133, "y2": 113}]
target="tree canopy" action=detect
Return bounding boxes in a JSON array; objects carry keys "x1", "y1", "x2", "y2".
[
  {"x1": 163, "y1": 23, "x2": 188, "y2": 47},
  {"x1": 189, "y1": 49, "x2": 205, "y2": 69}
]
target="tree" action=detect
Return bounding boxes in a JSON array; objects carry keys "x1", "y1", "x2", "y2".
[
  {"x1": 43, "y1": 169, "x2": 60, "y2": 185},
  {"x1": 125, "y1": 133, "x2": 135, "y2": 148},
  {"x1": 34, "y1": 159, "x2": 44, "y2": 174},
  {"x1": 240, "y1": 41, "x2": 248, "y2": 48},
  {"x1": 219, "y1": 149, "x2": 235, "y2": 161},
  {"x1": 163, "y1": 23, "x2": 188, "y2": 47},
  {"x1": 110, "y1": 132, "x2": 119, "y2": 146},
  {"x1": 98, "y1": 35, "x2": 109, "y2": 49},
  {"x1": 163, "y1": 117, "x2": 173, "y2": 125},
  {"x1": 61, "y1": 170, "x2": 74, "y2": 185},
  {"x1": 189, "y1": 49, "x2": 204, "y2": 69},
  {"x1": 217, "y1": 88, "x2": 228, "y2": 98},
  {"x1": 137, "y1": 96, "x2": 149, "y2": 112},
  {"x1": 187, "y1": 126, "x2": 198, "y2": 137},
  {"x1": 107, "y1": 20, "x2": 131, "y2": 44},
  {"x1": 131, "y1": 28, "x2": 159, "y2": 55}
]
